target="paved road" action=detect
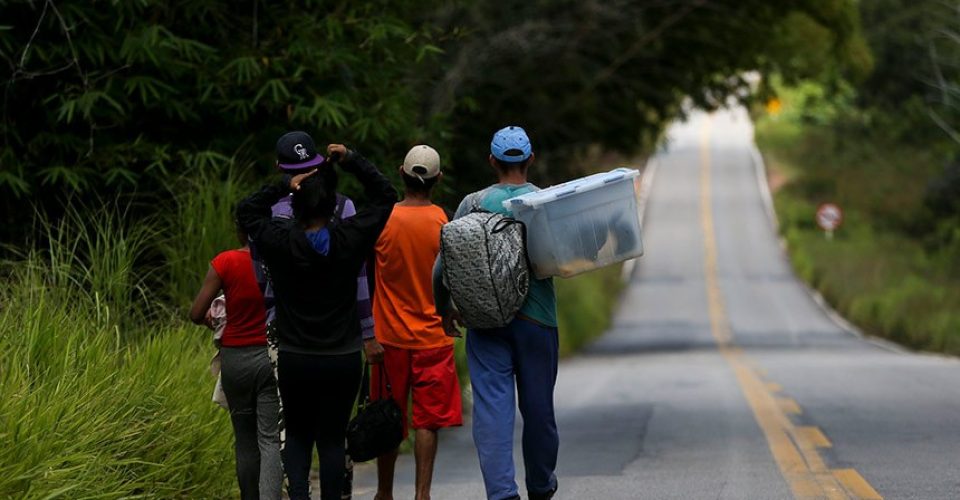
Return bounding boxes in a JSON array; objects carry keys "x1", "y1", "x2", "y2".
[{"x1": 351, "y1": 108, "x2": 960, "y2": 499}]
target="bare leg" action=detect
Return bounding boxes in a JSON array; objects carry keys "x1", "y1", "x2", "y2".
[
  {"x1": 414, "y1": 429, "x2": 439, "y2": 500},
  {"x1": 375, "y1": 448, "x2": 399, "y2": 500}
]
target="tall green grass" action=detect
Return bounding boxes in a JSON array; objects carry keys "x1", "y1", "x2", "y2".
[
  {"x1": 0, "y1": 205, "x2": 234, "y2": 498},
  {"x1": 162, "y1": 162, "x2": 255, "y2": 305},
  {"x1": 775, "y1": 194, "x2": 960, "y2": 353},
  {"x1": 556, "y1": 264, "x2": 624, "y2": 356}
]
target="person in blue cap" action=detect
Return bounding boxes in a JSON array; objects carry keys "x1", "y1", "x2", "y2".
[{"x1": 433, "y1": 126, "x2": 559, "y2": 500}]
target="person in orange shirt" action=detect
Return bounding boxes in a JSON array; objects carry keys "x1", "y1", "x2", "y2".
[{"x1": 366, "y1": 145, "x2": 462, "y2": 500}]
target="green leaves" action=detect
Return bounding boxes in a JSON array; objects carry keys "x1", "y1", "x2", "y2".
[
  {"x1": 1, "y1": 0, "x2": 445, "y2": 215},
  {"x1": 303, "y1": 94, "x2": 353, "y2": 129},
  {"x1": 220, "y1": 56, "x2": 262, "y2": 84},
  {"x1": 104, "y1": 167, "x2": 138, "y2": 187},
  {"x1": 123, "y1": 76, "x2": 177, "y2": 105},
  {"x1": 119, "y1": 25, "x2": 213, "y2": 68},
  {"x1": 54, "y1": 90, "x2": 125, "y2": 124},
  {"x1": 0, "y1": 0, "x2": 874, "y2": 246},
  {"x1": 0, "y1": 170, "x2": 30, "y2": 197},
  {"x1": 38, "y1": 165, "x2": 94, "y2": 191},
  {"x1": 251, "y1": 78, "x2": 290, "y2": 106},
  {"x1": 179, "y1": 150, "x2": 231, "y2": 173},
  {"x1": 416, "y1": 43, "x2": 444, "y2": 63}
]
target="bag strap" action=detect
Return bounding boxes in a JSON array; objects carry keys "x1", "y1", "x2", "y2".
[
  {"x1": 490, "y1": 216, "x2": 522, "y2": 233},
  {"x1": 471, "y1": 193, "x2": 482, "y2": 212},
  {"x1": 468, "y1": 189, "x2": 490, "y2": 214},
  {"x1": 357, "y1": 362, "x2": 371, "y2": 407},
  {"x1": 332, "y1": 193, "x2": 349, "y2": 221},
  {"x1": 356, "y1": 361, "x2": 394, "y2": 409},
  {"x1": 379, "y1": 364, "x2": 394, "y2": 398}
]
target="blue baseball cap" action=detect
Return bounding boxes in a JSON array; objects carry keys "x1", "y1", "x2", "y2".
[{"x1": 491, "y1": 126, "x2": 532, "y2": 163}]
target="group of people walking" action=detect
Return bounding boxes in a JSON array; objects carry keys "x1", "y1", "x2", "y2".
[{"x1": 190, "y1": 126, "x2": 560, "y2": 500}]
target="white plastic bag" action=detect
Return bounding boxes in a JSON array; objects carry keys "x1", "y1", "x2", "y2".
[{"x1": 208, "y1": 296, "x2": 229, "y2": 411}]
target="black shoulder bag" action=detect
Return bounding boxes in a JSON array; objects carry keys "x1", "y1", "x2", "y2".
[{"x1": 346, "y1": 363, "x2": 404, "y2": 462}]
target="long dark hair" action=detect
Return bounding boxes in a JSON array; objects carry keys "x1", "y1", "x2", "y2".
[{"x1": 292, "y1": 168, "x2": 338, "y2": 223}]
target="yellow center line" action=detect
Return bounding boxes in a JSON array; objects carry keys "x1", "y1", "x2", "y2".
[
  {"x1": 797, "y1": 426, "x2": 833, "y2": 449},
  {"x1": 697, "y1": 115, "x2": 882, "y2": 500}
]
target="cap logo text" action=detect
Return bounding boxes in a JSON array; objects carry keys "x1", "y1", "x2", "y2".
[{"x1": 294, "y1": 143, "x2": 308, "y2": 160}]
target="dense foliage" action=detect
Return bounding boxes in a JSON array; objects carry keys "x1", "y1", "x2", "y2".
[
  {"x1": 755, "y1": 0, "x2": 960, "y2": 353},
  {"x1": 426, "y1": 0, "x2": 870, "y2": 190},
  {"x1": 772, "y1": 0, "x2": 960, "y2": 265},
  {"x1": 1, "y1": 0, "x2": 866, "y2": 242},
  {"x1": 1, "y1": 0, "x2": 444, "y2": 242}
]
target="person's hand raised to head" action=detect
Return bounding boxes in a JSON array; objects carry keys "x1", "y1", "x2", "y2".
[
  {"x1": 326, "y1": 144, "x2": 349, "y2": 160},
  {"x1": 289, "y1": 169, "x2": 316, "y2": 191}
]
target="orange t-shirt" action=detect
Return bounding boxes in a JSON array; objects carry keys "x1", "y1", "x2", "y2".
[{"x1": 373, "y1": 204, "x2": 452, "y2": 349}]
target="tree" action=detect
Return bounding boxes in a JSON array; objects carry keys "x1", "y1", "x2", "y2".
[
  {"x1": 0, "y1": 0, "x2": 445, "y2": 235},
  {"x1": 0, "y1": 0, "x2": 868, "y2": 241},
  {"x1": 419, "y1": 0, "x2": 868, "y2": 189}
]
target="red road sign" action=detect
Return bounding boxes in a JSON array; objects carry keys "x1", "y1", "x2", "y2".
[{"x1": 816, "y1": 203, "x2": 843, "y2": 232}]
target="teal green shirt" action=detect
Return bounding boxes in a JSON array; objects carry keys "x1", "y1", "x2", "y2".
[{"x1": 453, "y1": 184, "x2": 558, "y2": 328}]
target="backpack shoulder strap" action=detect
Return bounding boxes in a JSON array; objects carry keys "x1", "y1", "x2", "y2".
[
  {"x1": 471, "y1": 192, "x2": 482, "y2": 212},
  {"x1": 333, "y1": 193, "x2": 349, "y2": 221},
  {"x1": 464, "y1": 187, "x2": 494, "y2": 215}
]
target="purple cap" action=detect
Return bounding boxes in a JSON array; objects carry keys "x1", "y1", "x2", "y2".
[
  {"x1": 279, "y1": 154, "x2": 325, "y2": 171},
  {"x1": 276, "y1": 131, "x2": 325, "y2": 171}
]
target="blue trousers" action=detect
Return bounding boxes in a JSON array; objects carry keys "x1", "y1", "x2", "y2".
[{"x1": 467, "y1": 317, "x2": 559, "y2": 500}]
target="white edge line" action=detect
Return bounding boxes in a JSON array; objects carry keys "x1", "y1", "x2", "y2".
[
  {"x1": 621, "y1": 157, "x2": 659, "y2": 283},
  {"x1": 749, "y1": 142, "x2": 908, "y2": 354},
  {"x1": 750, "y1": 145, "x2": 779, "y2": 232}
]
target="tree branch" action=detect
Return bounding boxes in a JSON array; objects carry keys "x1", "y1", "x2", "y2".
[{"x1": 929, "y1": 108, "x2": 960, "y2": 145}]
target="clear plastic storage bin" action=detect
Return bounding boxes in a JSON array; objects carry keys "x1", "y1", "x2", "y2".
[{"x1": 504, "y1": 168, "x2": 644, "y2": 279}]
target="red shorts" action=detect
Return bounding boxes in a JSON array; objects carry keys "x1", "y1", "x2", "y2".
[{"x1": 370, "y1": 344, "x2": 463, "y2": 438}]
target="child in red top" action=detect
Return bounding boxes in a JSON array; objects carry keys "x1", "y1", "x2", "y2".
[
  {"x1": 190, "y1": 224, "x2": 281, "y2": 500},
  {"x1": 209, "y1": 247, "x2": 268, "y2": 347}
]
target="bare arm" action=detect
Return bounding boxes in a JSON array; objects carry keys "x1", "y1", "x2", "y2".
[{"x1": 189, "y1": 266, "x2": 222, "y2": 326}]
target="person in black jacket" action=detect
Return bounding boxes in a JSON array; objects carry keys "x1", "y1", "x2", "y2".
[{"x1": 236, "y1": 143, "x2": 397, "y2": 500}]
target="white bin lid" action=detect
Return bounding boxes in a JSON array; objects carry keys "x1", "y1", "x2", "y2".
[{"x1": 503, "y1": 168, "x2": 640, "y2": 210}]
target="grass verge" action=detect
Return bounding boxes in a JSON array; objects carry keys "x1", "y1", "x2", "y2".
[
  {"x1": 556, "y1": 264, "x2": 625, "y2": 357},
  {"x1": 756, "y1": 105, "x2": 960, "y2": 354},
  {"x1": 0, "y1": 208, "x2": 234, "y2": 499}
]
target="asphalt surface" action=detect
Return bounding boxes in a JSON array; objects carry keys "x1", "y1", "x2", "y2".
[{"x1": 348, "y1": 108, "x2": 960, "y2": 499}]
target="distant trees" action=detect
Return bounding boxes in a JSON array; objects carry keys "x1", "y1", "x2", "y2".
[
  {"x1": 422, "y1": 0, "x2": 869, "y2": 188},
  {"x1": 849, "y1": 0, "x2": 960, "y2": 259},
  {"x1": 0, "y1": 0, "x2": 865, "y2": 239},
  {"x1": 1, "y1": 1, "x2": 441, "y2": 215}
]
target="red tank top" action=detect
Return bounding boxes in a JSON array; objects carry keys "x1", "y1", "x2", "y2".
[{"x1": 211, "y1": 249, "x2": 268, "y2": 347}]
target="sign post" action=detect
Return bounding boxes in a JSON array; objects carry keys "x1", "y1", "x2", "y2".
[{"x1": 816, "y1": 203, "x2": 843, "y2": 240}]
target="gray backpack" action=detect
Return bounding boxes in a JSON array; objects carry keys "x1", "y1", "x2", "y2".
[{"x1": 440, "y1": 206, "x2": 529, "y2": 330}]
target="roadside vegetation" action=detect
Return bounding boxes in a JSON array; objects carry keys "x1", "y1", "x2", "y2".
[
  {"x1": 556, "y1": 265, "x2": 625, "y2": 357},
  {"x1": 755, "y1": 0, "x2": 960, "y2": 354},
  {"x1": 0, "y1": 206, "x2": 232, "y2": 498}
]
